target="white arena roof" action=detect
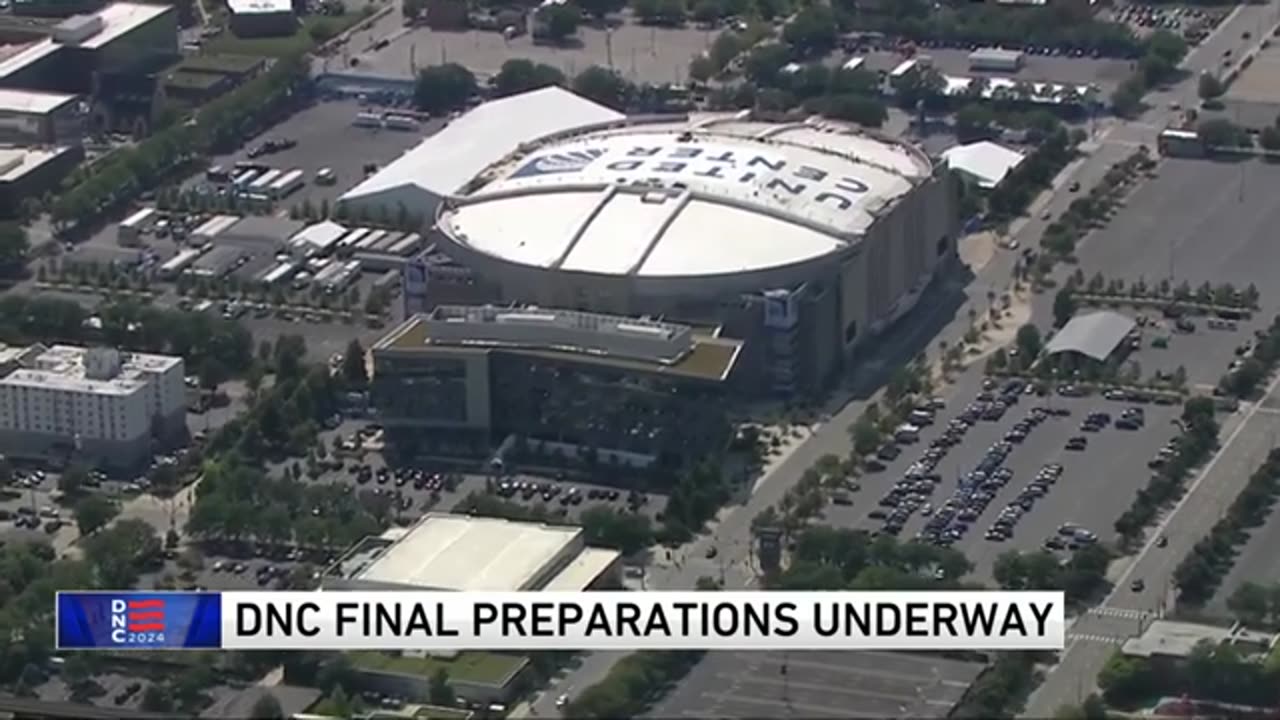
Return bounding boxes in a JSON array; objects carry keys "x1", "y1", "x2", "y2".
[
  {"x1": 439, "y1": 118, "x2": 932, "y2": 278},
  {"x1": 338, "y1": 87, "x2": 625, "y2": 213},
  {"x1": 335, "y1": 513, "x2": 619, "y2": 592}
]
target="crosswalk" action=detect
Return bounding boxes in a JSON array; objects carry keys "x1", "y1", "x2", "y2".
[
  {"x1": 1088, "y1": 607, "x2": 1155, "y2": 621},
  {"x1": 1068, "y1": 632, "x2": 1128, "y2": 645}
]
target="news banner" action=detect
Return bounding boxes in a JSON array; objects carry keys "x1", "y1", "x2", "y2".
[{"x1": 57, "y1": 591, "x2": 1064, "y2": 651}]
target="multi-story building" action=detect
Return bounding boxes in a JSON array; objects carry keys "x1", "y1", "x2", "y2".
[
  {"x1": 0, "y1": 88, "x2": 84, "y2": 145},
  {"x1": 0, "y1": 344, "x2": 186, "y2": 469},
  {"x1": 370, "y1": 305, "x2": 741, "y2": 469},
  {"x1": 0, "y1": 3, "x2": 178, "y2": 133}
]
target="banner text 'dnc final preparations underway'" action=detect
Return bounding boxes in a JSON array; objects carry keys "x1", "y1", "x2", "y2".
[{"x1": 60, "y1": 591, "x2": 1065, "y2": 651}]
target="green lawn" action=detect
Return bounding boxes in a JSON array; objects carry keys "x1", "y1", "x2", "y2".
[
  {"x1": 350, "y1": 651, "x2": 525, "y2": 685},
  {"x1": 206, "y1": 14, "x2": 366, "y2": 58}
]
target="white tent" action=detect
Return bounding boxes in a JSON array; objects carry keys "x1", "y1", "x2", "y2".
[
  {"x1": 338, "y1": 87, "x2": 624, "y2": 219},
  {"x1": 941, "y1": 141, "x2": 1026, "y2": 189}
]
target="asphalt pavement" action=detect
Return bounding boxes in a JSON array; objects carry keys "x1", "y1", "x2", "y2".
[
  {"x1": 1025, "y1": 374, "x2": 1280, "y2": 715},
  {"x1": 1021, "y1": 4, "x2": 1280, "y2": 712}
]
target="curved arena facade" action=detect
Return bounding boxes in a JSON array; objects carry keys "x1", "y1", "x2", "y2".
[
  {"x1": 341, "y1": 88, "x2": 959, "y2": 395},
  {"x1": 433, "y1": 116, "x2": 958, "y2": 394}
]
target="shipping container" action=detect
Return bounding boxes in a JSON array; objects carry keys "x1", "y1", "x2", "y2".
[
  {"x1": 387, "y1": 233, "x2": 423, "y2": 256},
  {"x1": 249, "y1": 169, "x2": 283, "y2": 193},
  {"x1": 261, "y1": 261, "x2": 297, "y2": 285},
  {"x1": 356, "y1": 229, "x2": 387, "y2": 251},
  {"x1": 371, "y1": 232, "x2": 403, "y2": 253},
  {"x1": 232, "y1": 169, "x2": 261, "y2": 188},
  {"x1": 338, "y1": 228, "x2": 370, "y2": 248}
]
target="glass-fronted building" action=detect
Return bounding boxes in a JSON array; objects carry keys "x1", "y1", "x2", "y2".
[{"x1": 370, "y1": 305, "x2": 742, "y2": 468}]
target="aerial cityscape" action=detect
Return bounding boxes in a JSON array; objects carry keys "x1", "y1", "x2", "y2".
[{"x1": 0, "y1": 0, "x2": 1279, "y2": 715}]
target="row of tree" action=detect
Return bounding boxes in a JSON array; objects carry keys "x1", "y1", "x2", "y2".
[
  {"x1": 414, "y1": 61, "x2": 642, "y2": 114},
  {"x1": 1173, "y1": 447, "x2": 1280, "y2": 606},
  {"x1": 1113, "y1": 397, "x2": 1219, "y2": 547},
  {"x1": 848, "y1": 356, "x2": 934, "y2": 459},
  {"x1": 0, "y1": 295, "x2": 254, "y2": 387},
  {"x1": 1224, "y1": 580, "x2": 1280, "y2": 630},
  {"x1": 52, "y1": 55, "x2": 310, "y2": 232},
  {"x1": 205, "y1": 338, "x2": 342, "y2": 461},
  {"x1": 769, "y1": 526, "x2": 973, "y2": 590},
  {"x1": 563, "y1": 651, "x2": 703, "y2": 718},
  {"x1": 1099, "y1": 641, "x2": 1280, "y2": 709},
  {"x1": 0, "y1": 520, "x2": 164, "y2": 691},
  {"x1": 185, "y1": 455, "x2": 384, "y2": 551},
  {"x1": 453, "y1": 491, "x2": 655, "y2": 556},
  {"x1": 992, "y1": 544, "x2": 1112, "y2": 607},
  {"x1": 1218, "y1": 314, "x2": 1280, "y2": 399},
  {"x1": 986, "y1": 127, "x2": 1078, "y2": 224},
  {"x1": 1063, "y1": 269, "x2": 1258, "y2": 311},
  {"x1": 1111, "y1": 31, "x2": 1187, "y2": 116},
  {"x1": 1041, "y1": 149, "x2": 1153, "y2": 259}
]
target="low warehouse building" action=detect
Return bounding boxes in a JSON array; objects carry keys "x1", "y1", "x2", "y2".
[{"x1": 324, "y1": 512, "x2": 621, "y2": 705}]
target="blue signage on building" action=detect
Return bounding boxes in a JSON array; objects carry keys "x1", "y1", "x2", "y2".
[{"x1": 509, "y1": 144, "x2": 874, "y2": 212}]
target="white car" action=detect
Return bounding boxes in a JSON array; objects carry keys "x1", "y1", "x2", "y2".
[{"x1": 555, "y1": 694, "x2": 570, "y2": 708}]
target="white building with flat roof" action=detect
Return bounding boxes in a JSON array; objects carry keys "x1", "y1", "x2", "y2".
[
  {"x1": 327, "y1": 513, "x2": 621, "y2": 592},
  {"x1": 0, "y1": 344, "x2": 185, "y2": 468}
]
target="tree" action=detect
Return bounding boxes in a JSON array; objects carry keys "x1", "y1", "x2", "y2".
[
  {"x1": 825, "y1": 94, "x2": 887, "y2": 128},
  {"x1": 576, "y1": 0, "x2": 625, "y2": 20},
  {"x1": 579, "y1": 506, "x2": 654, "y2": 555},
  {"x1": 341, "y1": 339, "x2": 368, "y2": 388},
  {"x1": 1227, "y1": 582, "x2": 1270, "y2": 625},
  {"x1": 573, "y1": 66, "x2": 630, "y2": 110},
  {"x1": 744, "y1": 44, "x2": 790, "y2": 87},
  {"x1": 74, "y1": 495, "x2": 119, "y2": 536},
  {"x1": 891, "y1": 67, "x2": 946, "y2": 110},
  {"x1": 708, "y1": 31, "x2": 744, "y2": 71},
  {"x1": 1015, "y1": 324, "x2": 1043, "y2": 360},
  {"x1": 140, "y1": 684, "x2": 174, "y2": 712},
  {"x1": 493, "y1": 59, "x2": 565, "y2": 97},
  {"x1": 782, "y1": 5, "x2": 837, "y2": 57},
  {"x1": 1053, "y1": 289, "x2": 1077, "y2": 327},
  {"x1": 1197, "y1": 118, "x2": 1250, "y2": 148},
  {"x1": 428, "y1": 668, "x2": 455, "y2": 706},
  {"x1": 536, "y1": 3, "x2": 581, "y2": 43},
  {"x1": 402, "y1": 0, "x2": 423, "y2": 20},
  {"x1": 59, "y1": 464, "x2": 90, "y2": 496},
  {"x1": 249, "y1": 692, "x2": 285, "y2": 719},
  {"x1": 955, "y1": 104, "x2": 997, "y2": 142},
  {"x1": 689, "y1": 54, "x2": 716, "y2": 83},
  {"x1": 0, "y1": 223, "x2": 29, "y2": 277},
  {"x1": 1198, "y1": 72, "x2": 1224, "y2": 101},
  {"x1": 414, "y1": 64, "x2": 477, "y2": 114},
  {"x1": 1260, "y1": 126, "x2": 1280, "y2": 151}
]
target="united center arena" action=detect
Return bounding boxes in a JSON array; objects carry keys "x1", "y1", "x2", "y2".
[{"x1": 343, "y1": 88, "x2": 961, "y2": 395}]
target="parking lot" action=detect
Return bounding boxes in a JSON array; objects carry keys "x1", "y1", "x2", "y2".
[
  {"x1": 823, "y1": 373, "x2": 1184, "y2": 578},
  {"x1": 1063, "y1": 157, "x2": 1280, "y2": 384},
  {"x1": 187, "y1": 98, "x2": 435, "y2": 211},
  {"x1": 860, "y1": 47, "x2": 1132, "y2": 89},
  {"x1": 355, "y1": 23, "x2": 714, "y2": 84},
  {"x1": 649, "y1": 649, "x2": 985, "y2": 719}
]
